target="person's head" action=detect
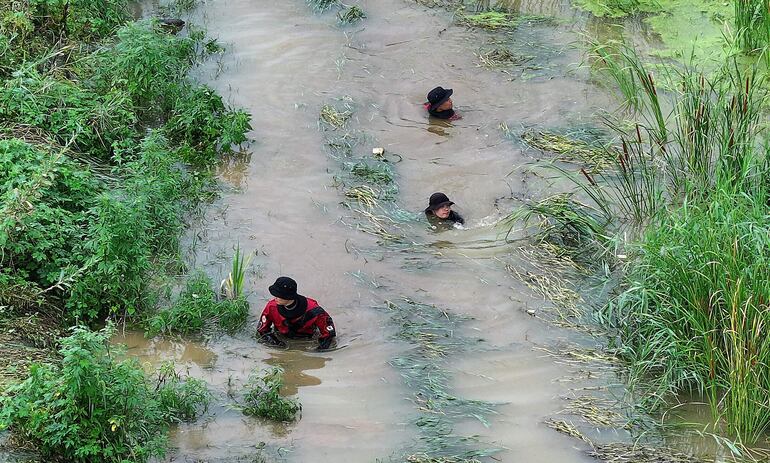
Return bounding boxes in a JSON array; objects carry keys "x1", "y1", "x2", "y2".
[
  {"x1": 427, "y1": 86, "x2": 453, "y2": 112},
  {"x1": 425, "y1": 192, "x2": 455, "y2": 219},
  {"x1": 269, "y1": 276, "x2": 298, "y2": 306}
]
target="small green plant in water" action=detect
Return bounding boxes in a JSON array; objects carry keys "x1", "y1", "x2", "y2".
[
  {"x1": 338, "y1": 5, "x2": 366, "y2": 23},
  {"x1": 147, "y1": 271, "x2": 248, "y2": 336},
  {"x1": 220, "y1": 243, "x2": 253, "y2": 299},
  {"x1": 572, "y1": 0, "x2": 661, "y2": 18},
  {"x1": 242, "y1": 367, "x2": 302, "y2": 422}
]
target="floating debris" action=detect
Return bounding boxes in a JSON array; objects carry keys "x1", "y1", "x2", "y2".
[
  {"x1": 545, "y1": 418, "x2": 592, "y2": 444},
  {"x1": 320, "y1": 103, "x2": 352, "y2": 129},
  {"x1": 477, "y1": 48, "x2": 534, "y2": 68},
  {"x1": 338, "y1": 5, "x2": 366, "y2": 23},
  {"x1": 521, "y1": 129, "x2": 615, "y2": 172},
  {"x1": 460, "y1": 11, "x2": 518, "y2": 30},
  {"x1": 589, "y1": 443, "x2": 704, "y2": 463}
]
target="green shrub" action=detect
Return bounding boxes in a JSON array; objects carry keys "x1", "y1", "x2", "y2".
[
  {"x1": 67, "y1": 191, "x2": 153, "y2": 321},
  {"x1": 613, "y1": 191, "x2": 770, "y2": 440},
  {"x1": 0, "y1": 139, "x2": 99, "y2": 289},
  {"x1": 0, "y1": 325, "x2": 210, "y2": 462},
  {"x1": 89, "y1": 20, "x2": 196, "y2": 115},
  {"x1": 242, "y1": 368, "x2": 302, "y2": 422},
  {"x1": 0, "y1": 72, "x2": 138, "y2": 160},
  {"x1": 164, "y1": 85, "x2": 251, "y2": 167},
  {"x1": 146, "y1": 271, "x2": 249, "y2": 336}
]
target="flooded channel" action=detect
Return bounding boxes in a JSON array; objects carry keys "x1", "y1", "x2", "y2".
[{"x1": 117, "y1": 0, "x2": 684, "y2": 461}]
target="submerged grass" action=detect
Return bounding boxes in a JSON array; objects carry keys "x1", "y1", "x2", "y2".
[
  {"x1": 521, "y1": 130, "x2": 616, "y2": 172},
  {"x1": 319, "y1": 99, "x2": 408, "y2": 243},
  {"x1": 241, "y1": 367, "x2": 301, "y2": 422},
  {"x1": 459, "y1": 11, "x2": 518, "y2": 30},
  {"x1": 380, "y1": 298, "x2": 498, "y2": 460},
  {"x1": 476, "y1": 47, "x2": 533, "y2": 68}
]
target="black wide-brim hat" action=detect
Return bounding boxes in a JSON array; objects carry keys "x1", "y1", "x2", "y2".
[
  {"x1": 269, "y1": 276, "x2": 298, "y2": 300},
  {"x1": 427, "y1": 86, "x2": 453, "y2": 111},
  {"x1": 425, "y1": 192, "x2": 454, "y2": 213}
]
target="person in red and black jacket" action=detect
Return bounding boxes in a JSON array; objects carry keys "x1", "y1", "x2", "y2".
[{"x1": 257, "y1": 276, "x2": 336, "y2": 350}]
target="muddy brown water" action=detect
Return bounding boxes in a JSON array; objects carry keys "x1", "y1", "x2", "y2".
[{"x1": 111, "y1": 1, "x2": 675, "y2": 462}]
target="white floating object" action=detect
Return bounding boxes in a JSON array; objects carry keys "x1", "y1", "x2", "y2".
[
  {"x1": 372, "y1": 147, "x2": 384, "y2": 156},
  {"x1": 526, "y1": 309, "x2": 536, "y2": 316}
]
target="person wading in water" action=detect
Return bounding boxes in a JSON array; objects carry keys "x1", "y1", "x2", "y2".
[
  {"x1": 425, "y1": 192, "x2": 465, "y2": 226},
  {"x1": 424, "y1": 86, "x2": 461, "y2": 121},
  {"x1": 257, "y1": 277, "x2": 336, "y2": 350}
]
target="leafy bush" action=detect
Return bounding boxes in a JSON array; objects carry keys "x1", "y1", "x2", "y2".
[
  {"x1": 0, "y1": 325, "x2": 210, "y2": 463},
  {"x1": 165, "y1": 85, "x2": 251, "y2": 167},
  {"x1": 0, "y1": 72, "x2": 138, "y2": 160},
  {"x1": 67, "y1": 191, "x2": 153, "y2": 321},
  {"x1": 146, "y1": 271, "x2": 249, "y2": 336},
  {"x1": 89, "y1": 20, "x2": 197, "y2": 115},
  {"x1": 0, "y1": 139, "x2": 99, "y2": 289},
  {"x1": 242, "y1": 368, "x2": 302, "y2": 422},
  {"x1": 0, "y1": 0, "x2": 129, "y2": 74}
]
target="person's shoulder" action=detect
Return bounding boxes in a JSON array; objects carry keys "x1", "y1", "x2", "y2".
[
  {"x1": 449, "y1": 211, "x2": 465, "y2": 224},
  {"x1": 305, "y1": 297, "x2": 321, "y2": 308}
]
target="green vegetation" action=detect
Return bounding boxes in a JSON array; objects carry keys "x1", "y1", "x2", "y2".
[
  {"x1": 381, "y1": 298, "x2": 498, "y2": 460},
  {"x1": 241, "y1": 367, "x2": 302, "y2": 422},
  {"x1": 460, "y1": 11, "x2": 518, "y2": 30},
  {"x1": 338, "y1": 5, "x2": 366, "y2": 24},
  {"x1": 735, "y1": 0, "x2": 770, "y2": 55},
  {"x1": 572, "y1": 0, "x2": 660, "y2": 18},
  {"x1": 220, "y1": 243, "x2": 254, "y2": 300},
  {"x1": 147, "y1": 271, "x2": 249, "y2": 336},
  {"x1": 0, "y1": 4, "x2": 250, "y2": 458},
  {"x1": 511, "y1": 44, "x2": 770, "y2": 442},
  {"x1": 0, "y1": 5, "x2": 251, "y2": 325},
  {"x1": 0, "y1": 325, "x2": 210, "y2": 463},
  {"x1": 521, "y1": 129, "x2": 616, "y2": 171}
]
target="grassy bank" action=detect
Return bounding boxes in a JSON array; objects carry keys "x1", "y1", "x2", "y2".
[
  {"x1": 0, "y1": 0, "x2": 251, "y2": 460},
  {"x1": 511, "y1": 43, "x2": 770, "y2": 445}
]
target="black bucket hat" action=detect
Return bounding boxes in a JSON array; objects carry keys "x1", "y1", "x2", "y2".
[
  {"x1": 426, "y1": 86, "x2": 453, "y2": 111},
  {"x1": 269, "y1": 276, "x2": 298, "y2": 300},
  {"x1": 425, "y1": 192, "x2": 454, "y2": 214}
]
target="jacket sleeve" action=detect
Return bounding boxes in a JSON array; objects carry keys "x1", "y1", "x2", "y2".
[
  {"x1": 257, "y1": 303, "x2": 275, "y2": 335},
  {"x1": 313, "y1": 309, "x2": 336, "y2": 348}
]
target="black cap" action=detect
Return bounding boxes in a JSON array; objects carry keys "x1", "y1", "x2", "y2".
[
  {"x1": 269, "y1": 276, "x2": 298, "y2": 300},
  {"x1": 425, "y1": 192, "x2": 454, "y2": 214},
  {"x1": 426, "y1": 86, "x2": 453, "y2": 111}
]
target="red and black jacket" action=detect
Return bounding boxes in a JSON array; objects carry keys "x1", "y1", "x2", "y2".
[{"x1": 257, "y1": 296, "x2": 335, "y2": 347}]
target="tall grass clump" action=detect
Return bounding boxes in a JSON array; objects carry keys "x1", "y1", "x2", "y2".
[
  {"x1": 241, "y1": 367, "x2": 302, "y2": 422},
  {"x1": 590, "y1": 47, "x2": 770, "y2": 441},
  {"x1": 0, "y1": 325, "x2": 210, "y2": 463},
  {"x1": 734, "y1": 0, "x2": 770, "y2": 55},
  {"x1": 512, "y1": 43, "x2": 770, "y2": 442}
]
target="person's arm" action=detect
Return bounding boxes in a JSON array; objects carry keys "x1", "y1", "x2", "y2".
[
  {"x1": 450, "y1": 211, "x2": 465, "y2": 225},
  {"x1": 313, "y1": 309, "x2": 336, "y2": 350},
  {"x1": 256, "y1": 304, "x2": 286, "y2": 347}
]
